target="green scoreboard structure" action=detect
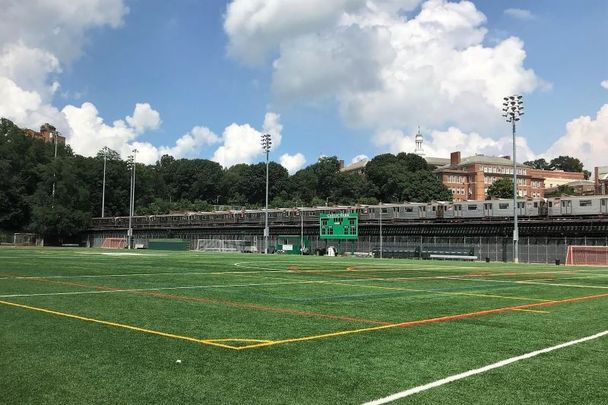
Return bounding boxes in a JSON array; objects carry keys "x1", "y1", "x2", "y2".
[{"x1": 320, "y1": 213, "x2": 358, "y2": 240}]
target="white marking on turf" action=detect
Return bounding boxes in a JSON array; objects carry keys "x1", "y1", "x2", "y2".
[
  {"x1": 363, "y1": 329, "x2": 608, "y2": 404},
  {"x1": 445, "y1": 277, "x2": 608, "y2": 290}
]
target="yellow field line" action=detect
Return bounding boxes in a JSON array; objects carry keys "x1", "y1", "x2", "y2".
[
  {"x1": 236, "y1": 291, "x2": 608, "y2": 350},
  {"x1": 0, "y1": 299, "x2": 240, "y2": 350}
]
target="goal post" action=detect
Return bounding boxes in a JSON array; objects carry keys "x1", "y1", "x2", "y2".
[
  {"x1": 101, "y1": 237, "x2": 128, "y2": 249},
  {"x1": 194, "y1": 239, "x2": 249, "y2": 253},
  {"x1": 13, "y1": 233, "x2": 41, "y2": 246},
  {"x1": 566, "y1": 245, "x2": 608, "y2": 266}
]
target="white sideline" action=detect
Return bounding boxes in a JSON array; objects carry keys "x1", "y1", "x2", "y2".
[{"x1": 363, "y1": 329, "x2": 608, "y2": 405}]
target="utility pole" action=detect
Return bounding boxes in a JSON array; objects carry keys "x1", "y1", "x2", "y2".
[
  {"x1": 502, "y1": 95, "x2": 524, "y2": 263},
  {"x1": 261, "y1": 133, "x2": 272, "y2": 254}
]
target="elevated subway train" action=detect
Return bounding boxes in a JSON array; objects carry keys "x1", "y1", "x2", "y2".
[{"x1": 90, "y1": 195, "x2": 608, "y2": 230}]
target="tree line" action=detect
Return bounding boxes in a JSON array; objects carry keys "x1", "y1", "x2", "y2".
[{"x1": 0, "y1": 118, "x2": 451, "y2": 242}]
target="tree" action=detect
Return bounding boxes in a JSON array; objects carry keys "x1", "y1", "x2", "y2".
[
  {"x1": 486, "y1": 178, "x2": 514, "y2": 199},
  {"x1": 545, "y1": 184, "x2": 576, "y2": 197},
  {"x1": 523, "y1": 158, "x2": 551, "y2": 170},
  {"x1": 550, "y1": 156, "x2": 584, "y2": 172}
]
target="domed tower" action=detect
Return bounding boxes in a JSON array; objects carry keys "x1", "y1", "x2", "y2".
[{"x1": 414, "y1": 126, "x2": 425, "y2": 157}]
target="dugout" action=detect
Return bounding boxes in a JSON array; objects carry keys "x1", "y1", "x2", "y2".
[
  {"x1": 276, "y1": 235, "x2": 310, "y2": 255},
  {"x1": 148, "y1": 239, "x2": 190, "y2": 251}
]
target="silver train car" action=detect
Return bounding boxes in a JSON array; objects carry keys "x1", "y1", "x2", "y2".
[{"x1": 90, "y1": 196, "x2": 608, "y2": 229}]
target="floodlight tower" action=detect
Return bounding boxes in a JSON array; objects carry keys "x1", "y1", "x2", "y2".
[
  {"x1": 101, "y1": 146, "x2": 109, "y2": 218},
  {"x1": 50, "y1": 128, "x2": 60, "y2": 207},
  {"x1": 502, "y1": 95, "x2": 524, "y2": 263},
  {"x1": 261, "y1": 133, "x2": 272, "y2": 254},
  {"x1": 127, "y1": 149, "x2": 138, "y2": 249}
]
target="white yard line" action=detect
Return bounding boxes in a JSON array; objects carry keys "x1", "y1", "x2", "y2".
[
  {"x1": 444, "y1": 276, "x2": 608, "y2": 290},
  {"x1": 0, "y1": 279, "x2": 325, "y2": 298},
  {"x1": 363, "y1": 329, "x2": 608, "y2": 404}
]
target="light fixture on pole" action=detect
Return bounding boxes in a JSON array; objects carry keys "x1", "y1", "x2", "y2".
[
  {"x1": 127, "y1": 149, "x2": 138, "y2": 250},
  {"x1": 502, "y1": 95, "x2": 524, "y2": 263},
  {"x1": 101, "y1": 146, "x2": 109, "y2": 218},
  {"x1": 261, "y1": 133, "x2": 272, "y2": 254}
]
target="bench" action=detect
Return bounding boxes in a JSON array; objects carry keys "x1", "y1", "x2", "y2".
[{"x1": 429, "y1": 254, "x2": 478, "y2": 261}]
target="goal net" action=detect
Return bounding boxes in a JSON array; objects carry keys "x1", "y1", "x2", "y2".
[
  {"x1": 13, "y1": 233, "x2": 40, "y2": 246},
  {"x1": 101, "y1": 237, "x2": 128, "y2": 249},
  {"x1": 195, "y1": 239, "x2": 248, "y2": 252},
  {"x1": 566, "y1": 245, "x2": 608, "y2": 266}
]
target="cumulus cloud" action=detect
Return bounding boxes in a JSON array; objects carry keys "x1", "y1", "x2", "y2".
[
  {"x1": 544, "y1": 104, "x2": 608, "y2": 169},
  {"x1": 280, "y1": 153, "x2": 307, "y2": 174},
  {"x1": 601, "y1": 80, "x2": 608, "y2": 90},
  {"x1": 63, "y1": 102, "x2": 220, "y2": 165},
  {"x1": 504, "y1": 8, "x2": 535, "y2": 20},
  {"x1": 351, "y1": 154, "x2": 369, "y2": 164},
  {"x1": 0, "y1": 0, "x2": 128, "y2": 134},
  {"x1": 125, "y1": 103, "x2": 162, "y2": 134},
  {"x1": 226, "y1": 0, "x2": 541, "y2": 135},
  {"x1": 211, "y1": 112, "x2": 283, "y2": 167},
  {"x1": 374, "y1": 126, "x2": 537, "y2": 162}
]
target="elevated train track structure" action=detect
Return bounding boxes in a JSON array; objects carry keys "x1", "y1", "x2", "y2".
[{"x1": 88, "y1": 196, "x2": 608, "y2": 263}]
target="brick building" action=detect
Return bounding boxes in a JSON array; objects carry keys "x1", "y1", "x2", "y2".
[
  {"x1": 435, "y1": 152, "x2": 545, "y2": 201},
  {"x1": 24, "y1": 123, "x2": 65, "y2": 145}
]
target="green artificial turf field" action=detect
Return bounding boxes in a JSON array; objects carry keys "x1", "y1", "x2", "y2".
[{"x1": 2, "y1": 248, "x2": 608, "y2": 404}]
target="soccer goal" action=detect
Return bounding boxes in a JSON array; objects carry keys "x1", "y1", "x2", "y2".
[
  {"x1": 101, "y1": 237, "x2": 128, "y2": 249},
  {"x1": 565, "y1": 245, "x2": 608, "y2": 266},
  {"x1": 194, "y1": 239, "x2": 249, "y2": 253},
  {"x1": 13, "y1": 233, "x2": 41, "y2": 246}
]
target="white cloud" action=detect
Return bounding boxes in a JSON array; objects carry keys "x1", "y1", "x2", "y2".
[
  {"x1": 504, "y1": 8, "x2": 535, "y2": 20},
  {"x1": 211, "y1": 112, "x2": 283, "y2": 167},
  {"x1": 0, "y1": 0, "x2": 128, "y2": 135},
  {"x1": 0, "y1": 0, "x2": 128, "y2": 64},
  {"x1": 601, "y1": 80, "x2": 608, "y2": 90},
  {"x1": 351, "y1": 154, "x2": 369, "y2": 164},
  {"x1": 374, "y1": 126, "x2": 537, "y2": 162},
  {"x1": 125, "y1": 103, "x2": 162, "y2": 134},
  {"x1": 62, "y1": 101, "x2": 226, "y2": 165},
  {"x1": 226, "y1": 0, "x2": 541, "y2": 135},
  {"x1": 159, "y1": 126, "x2": 220, "y2": 158},
  {"x1": 280, "y1": 153, "x2": 307, "y2": 174},
  {"x1": 544, "y1": 104, "x2": 608, "y2": 169},
  {"x1": 224, "y1": 0, "x2": 368, "y2": 65}
]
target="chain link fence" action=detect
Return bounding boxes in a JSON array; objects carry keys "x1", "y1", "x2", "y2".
[{"x1": 88, "y1": 231, "x2": 608, "y2": 264}]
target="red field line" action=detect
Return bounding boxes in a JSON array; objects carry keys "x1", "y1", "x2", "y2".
[{"x1": 25, "y1": 277, "x2": 392, "y2": 326}]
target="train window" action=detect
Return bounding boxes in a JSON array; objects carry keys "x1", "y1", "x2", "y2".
[
  {"x1": 382, "y1": 208, "x2": 388, "y2": 213},
  {"x1": 579, "y1": 200, "x2": 592, "y2": 207},
  {"x1": 467, "y1": 205, "x2": 477, "y2": 211},
  {"x1": 456, "y1": 205, "x2": 462, "y2": 211},
  {"x1": 405, "y1": 207, "x2": 413, "y2": 212},
  {"x1": 499, "y1": 203, "x2": 509, "y2": 209},
  {"x1": 432, "y1": 206, "x2": 436, "y2": 211},
  {"x1": 484, "y1": 203, "x2": 492, "y2": 209},
  {"x1": 602, "y1": 199, "x2": 607, "y2": 206},
  {"x1": 533, "y1": 202, "x2": 538, "y2": 208},
  {"x1": 548, "y1": 202, "x2": 553, "y2": 208}
]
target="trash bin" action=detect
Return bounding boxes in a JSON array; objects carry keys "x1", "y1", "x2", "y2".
[
  {"x1": 555, "y1": 259, "x2": 560, "y2": 266},
  {"x1": 485, "y1": 257, "x2": 490, "y2": 263}
]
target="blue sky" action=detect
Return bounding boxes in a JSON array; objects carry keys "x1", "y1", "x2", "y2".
[{"x1": 1, "y1": 0, "x2": 607, "y2": 171}]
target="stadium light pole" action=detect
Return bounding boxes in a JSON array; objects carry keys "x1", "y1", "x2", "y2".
[
  {"x1": 50, "y1": 129, "x2": 59, "y2": 207},
  {"x1": 379, "y1": 207, "x2": 383, "y2": 259},
  {"x1": 261, "y1": 133, "x2": 272, "y2": 254},
  {"x1": 502, "y1": 95, "x2": 524, "y2": 263},
  {"x1": 101, "y1": 146, "x2": 109, "y2": 218},
  {"x1": 127, "y1": 149, "x2": 138, "y2": 249}
]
